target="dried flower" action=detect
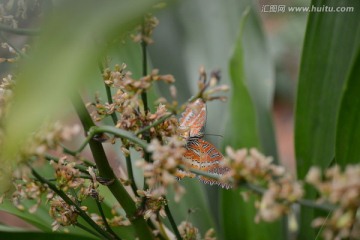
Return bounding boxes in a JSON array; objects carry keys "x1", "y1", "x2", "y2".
[
  {"x1": 136, "y1": 190, "x2": 167, "y2": 220},
  {"x1": 306, "y1": 165, "x2": 360, "y2": 239},
  {"x1": 137, "y1": 136, "x2": 186, "y2": 201},
  {"x1": 178, "y1": 221, "x2": 201, "y2": 240},
  {"x1": 223, "y1": 147, "x2": 303, "y2": 223},
  {"x1": 132, "y1": 14, "x2": 159, "y2": 44},
  {"x1": 12, "y1": 176, "x2": 47, "y2": 213},
  {"x1": 50, "y1": 157, "x2": 84, "y2": 192},
  {"x1": 49, "y1": 195, "x2": 86, "y2": 231}
]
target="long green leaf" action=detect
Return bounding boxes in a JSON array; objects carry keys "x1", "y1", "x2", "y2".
[
  {"x1": 0, "y1": 231, "x2": 96, "y2": 240},
  {"x1": 0, "y1": 199, "x2": 54, "y2": 232},
  {"x1": 336, "y1": 49, "x2": 360, "y2": 165},
  {"x1": 295, "y1": 0, "x2": 360, "y2": 238},
  {"x1": 220, "y1": 7, "x2": 283, "y2": 240}
]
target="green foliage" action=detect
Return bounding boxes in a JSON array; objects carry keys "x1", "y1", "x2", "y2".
[
  {"x1": 220, "y1": 6, "x2": 283, "y2": 240},
  {"x1": 0, "y1": 0, "x2": 359, "y2": 239},
  {"x1": 336, "y1": 49, "x2": 360, "y2": 166},
  {"x1": 295, "y1": 0, "x2": 360, "y2": 238}
]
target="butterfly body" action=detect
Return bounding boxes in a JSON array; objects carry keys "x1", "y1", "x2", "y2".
[{"x1": 178, "y1": 99, "x2": 230, "y2": 188}]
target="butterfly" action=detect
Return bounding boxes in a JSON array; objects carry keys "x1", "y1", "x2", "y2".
[{"x1": 177, "y1": 98, "x2": 230, "y2": 188}]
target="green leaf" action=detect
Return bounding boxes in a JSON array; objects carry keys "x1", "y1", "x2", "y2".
[
  {"x1": 0, "y1": 231, "x2": 96, "y2": 240},
  {"x1": 295, "y1": 0, "x2": 360, "y2": 238},
  {"x1": 336, "y1": 49, "x2": 360, "y2": 165},
  {"x1": 220, "y1": 6, "x2": 284, "y2": 240},
  {"x1": 0, "y1": 224, "x2": 25, "y2": 232},
  {"x1": 0, "y1": 199, "x2": 53, "y2": 232},
  {"x1": 223, "y1": 7, "x2": 260, "y2": 150},
  {"x1": 0, "y1": 0, "x2": 160, "y2": 193}
]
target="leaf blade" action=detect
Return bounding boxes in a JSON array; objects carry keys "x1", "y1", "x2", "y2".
[
  {"x1": 335, "y1": 49, "x2": 360, "y2": 165},
  {"x1": 294, "y1": 0, "x2": 360, "y2": 238}
]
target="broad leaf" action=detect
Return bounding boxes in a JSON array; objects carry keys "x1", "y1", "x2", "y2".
[
  {"x1": 295, "y1": 0, "x2": 360, "y2": 238},
  {"x1": 220, "y1": 6, "x2": 283, "y2": 240},
  {"x1": 336, "y1": 49, "x2": 360, "y2": 165}
]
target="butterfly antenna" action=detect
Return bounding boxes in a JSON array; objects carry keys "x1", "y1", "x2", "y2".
[
  {"x1": 185, "y1": 208, "x2": 198, "y2": 223},
  {"x1": 203, "y1": 133, "x2": 223, "y2": 139}
]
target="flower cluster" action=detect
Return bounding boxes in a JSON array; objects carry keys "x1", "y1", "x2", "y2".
[
  {"x1": 196, "y1": 67, "x2": 229, "y2": 102},
  {"x1": 132, "y1": 13, "x2": 159, "y2": 45},
  {"x1": 12, "y1": 173, "x2": 47, "y2": 213},
  {"x1": 136, "y1": 189, "x2": 167, "y2": 220},
  {"x1": 138, "y1": 136, "x2": 186, "y2": 201},
  {"x1": 144, "y1": 103, "x2": 179, "y2": 139},
  {"x1": 0, "y1": 75, "x2": 15, "y2": 146},
  {"x1": 223, "y1": 147, "x2": 304, "y2": 222},
  {"x1": 50, "y1": 157, "x2": 84, "y2": 192},
  {"x1": 306, "y1": 165, "x2": 360, "y2": 240},
  {"x1": 48, "y1": 195, "x2": 85, "y2": 231},
  {"x1": 178, "y1": 221, "x2": 201, "y2": 240},
  {"x1": 92, "y1": 64, "x2": 178, "y2": 142},
  {"x1": 21, "y1": 122, "x2": 80, "y2": 160}
]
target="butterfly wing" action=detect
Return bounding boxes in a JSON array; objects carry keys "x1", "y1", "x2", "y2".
[
  {"x1": 179, "y1": 99, "x2": 206, "y2": 138},
  {"x1": 183, "y1": 138, "x2": 230, "y2": 188}
]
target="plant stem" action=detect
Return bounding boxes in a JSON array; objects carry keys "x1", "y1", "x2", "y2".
[
  {"x1": 98, "y1": 61, "x2": 119, "y2": 125},
  {"x1": 71, "y1": 92, "x2": 154, "y2": 239},
  {"x1": 141, "y1": 18, "x2": 149, "y2": 114},
  {"x1": 139, "y1": 17, "x2": 152, "y2": 178},
  {"x1": 180, "y1": 165, "x2": 337, "y2": 213},
  {"x1": 31, "y1": 168, "x2": 114, "y2": 240},
  {"x1": 136, "y1": 113, "x2": 173, "y2": 136},
  {"x1": 125, "y1": 153, "x2": 139, "y2": 196},
  {"x1": 0, "y1": 33, "x2": 27, "y2": 58},
  {"x1": 157, "y1": 213, "x2": 170, "y2": 240},
  {"x1": 44, "y1": 154, "x2": 89, "y2": 174},
  {"x1": 164, "y1": 201, "x2": 182, "y2": 240},
  {"x1": 0, "y1": 23, "x2": 40, "y2": 35},
  {"x1": 74, "y1": 125, "x2": 148, "y2": 153},
  {"x1": 75, "y1": 222, "x2": 103, "y2": 239},
  {"x1": 95, "y1": 199, "x2": 121, "y2": 240}
]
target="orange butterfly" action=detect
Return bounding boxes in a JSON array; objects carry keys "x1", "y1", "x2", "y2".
[{"x1": 178, "y1": 98, "x2": 230, "y2": 188}]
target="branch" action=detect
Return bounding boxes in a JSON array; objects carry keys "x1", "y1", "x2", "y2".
[
  {"x1": 71, "y1": 92, "x2": 154, "y2": 239},
  {"x1": 74, "y1": 125, "x2": 148, "y2": 154},
  {"x1": 136, "y1": 113, "x2": 173, "y2": 136},
  {"x1": 0, "y1": 23, "x2": 40, "y2": 35},
  {"x1": 98, "y1": 60, "x2": 119, "y2": 125},
  {"x1": 31, "y1": 167, "x2": 115, "y2": 239},
  {"x1": 140, "y1": 17, "x2": 149, "y2": 114},
  {"x1": 179, "y1": 165, "x2": 337, "y2": 213},
  {"x1": 164, "y1": 201, "x2": 182, "y2": 240}
]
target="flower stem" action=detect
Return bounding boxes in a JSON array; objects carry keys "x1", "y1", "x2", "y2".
[
  {"x1": 95, "y1": 199, "x2": 121, "y2": 240},
  {"x1": 0, "y1": 33, "x2": 27, "y2": 58},
  {"x1": 71, "y1": 92, "x2": 154, "y2": 239},
  {"x1": 31, "y1": 167, "x2": 115, "y2": 240},
  {"x1": 136, "y1": 113, "x2": 173, "y2": 136},
  {"x1": 125, "y1": 153, "x2": 139, "y2": 196},
  {"x1": 75, "y1": 222, "x2": 103, "y2": 239},
  {"x1": 180, "y1": 165, "x2": 337, "y2": 213},
  {"x1": 157, "y1": 213, "x2": 170, "y2": 240},
  {"x1": 0, "y1": 23, "x2": 40, "y2": 35},
  {"x1": 164, "y1": 201, "x2": 182, "y2": 240},
  {"x1": 98, "y1": 61, "x2": 119, "y2": 125},
  {"x1": 44, "y1": 154, "x2": 89, "y2": 174},
  {"x1": 141, "y1": 17, "x2": 149, "y2": 114},
  {"x1": 74, "y1": 125, "x2": 148, "y2": 153}
]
